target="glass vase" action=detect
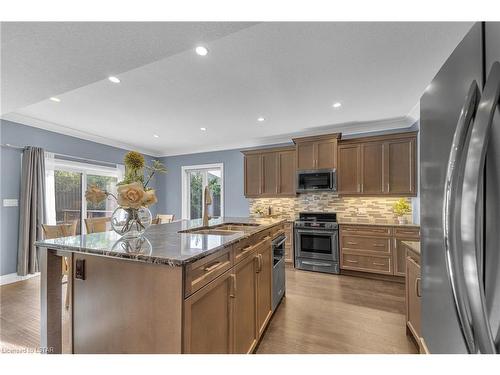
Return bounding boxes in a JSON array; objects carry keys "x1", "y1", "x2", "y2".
[{"x1": 111, "y1": 206, "x2": 152, "y2": 238}]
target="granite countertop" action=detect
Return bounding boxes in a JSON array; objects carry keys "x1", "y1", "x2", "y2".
[
  {"x1": 337, "y1": 218, "x2": 420, "y2": 228},
  {"x1": 402, "y1": 240, "x2": 420, "y2": 255},
  {"x1": 35, "y1": 217, "x2": 285, "y2": 266}
]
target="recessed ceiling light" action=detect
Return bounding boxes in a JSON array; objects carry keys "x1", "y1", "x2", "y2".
[
  {"x1": 195, "y1": 46, "x2": 209, "y2": 56},
  {"x1": 257, "y1": 117, "x2": 265, "y2": 122},
  {"x1": 49, "y1": 97, "x2": 61, "y2": 102},
  {"x1": 108, "y1": 76, "x2": 121, "y2": 83},
  {"x1": 153, "y1": 134, "x2": 159, "y2": 138},
  {"x1": 332, "y1": 102, "x2": 342, "y2": 108},
  {"x1": 200, "y1": 127, "x2": 207, "y2": 131}
]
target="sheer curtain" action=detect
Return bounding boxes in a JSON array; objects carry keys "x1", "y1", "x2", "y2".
[{"x1": 17, "y1": 147, "x2": 46, "y2": 276}]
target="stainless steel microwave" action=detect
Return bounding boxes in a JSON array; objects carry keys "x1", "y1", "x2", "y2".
[{"x1": 296, "y1": 169, "x2": 337, "y2": 193}]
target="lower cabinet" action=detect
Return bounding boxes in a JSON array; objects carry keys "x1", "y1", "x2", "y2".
[
  {"x1": 340, "y1": 224, "x2": 420, "y2": 278},
  {"x1": 233, "y1": 253, "x2": 258, "y2": 354},
  {"x1": 256, "y1": 241, "x2": 273, "y2": 337},
  {"x1": 183, "y1": 236, "x2": 275, "y2": 354},
  {"x1": 183, "y1": 271, "x2": 234, "y2": 354},
  {"x1": 406, "y1": 251, "x2": 421, "y2": 344}
]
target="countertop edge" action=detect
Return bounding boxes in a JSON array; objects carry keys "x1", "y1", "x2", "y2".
[{"x1": 35, "y1": 218, "x2": 287, "y2": 266}]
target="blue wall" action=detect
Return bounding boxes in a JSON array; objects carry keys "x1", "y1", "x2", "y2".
[
  {"x1": 0, "y1": 119, "x2": 158, "y2": 276},
  {"x1": 157, "y1": 148, "x2": 257, "y2": 219}
]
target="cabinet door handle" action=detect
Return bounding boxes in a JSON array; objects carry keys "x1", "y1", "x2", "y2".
[
  {"x1": 373, "y1": 262, "x2": 385, "y2": 266},
  {"x1": 347, "y1": 241, "x2": 358, "y2": 245},
  {"x1": 230, "y1": 274, "x2": 237, "y2": 298},
  {"x1": 373, "y1": 244, "x2": 386, "y2": 248},
  {"x1": 258, "y1": 254, "x2": 263, "y2": 272},
  {"x1": 415, "y1": 277, "x2": 421, "y2": 298},
  {"x1": 204, "y1": 261, "x2": 221, "y2": 272},
  {"x1": 345, "y1": 259, "x2": 358, "y2": 263},
  {"x1": 358, "y1": 183, "x2": 361, "y2": 192}
]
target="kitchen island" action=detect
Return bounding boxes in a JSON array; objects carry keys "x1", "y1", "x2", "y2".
[{"x1": 35, "y1": 217, "x2": 286, "y2": 354}]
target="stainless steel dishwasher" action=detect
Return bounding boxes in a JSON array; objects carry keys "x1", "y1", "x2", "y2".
[{"x1": 272, "y1": 234, "x2": 286, "y2": 311}]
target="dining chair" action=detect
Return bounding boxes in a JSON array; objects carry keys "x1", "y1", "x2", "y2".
[
  {"x1": 156, "y1": 214, "x2": 175, "y2": 224},
  {"x1": 151, "y1": 217, "x2": 161, "y2": 225},
  {"x1": 84, "y1": 217, "x2": 111, "y2": 234},
  {"x1": 41, "y1": 221, "x2": 78, "y2": 310}
]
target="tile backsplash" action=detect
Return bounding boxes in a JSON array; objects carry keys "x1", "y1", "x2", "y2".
[{"x1": 248, "y1": 193, "x2": 413, "y2": 223}]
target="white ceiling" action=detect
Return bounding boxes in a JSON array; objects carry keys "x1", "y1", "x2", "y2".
[{"x1": 1, "y1": 22, "x2": 473, "y2": 156}]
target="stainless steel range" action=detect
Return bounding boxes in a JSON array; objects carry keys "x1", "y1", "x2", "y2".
[{"x1": 294, "y1": 212, "x2": 339, "y2": 274}]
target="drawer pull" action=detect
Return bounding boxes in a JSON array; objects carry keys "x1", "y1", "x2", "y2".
[
  {"x1": 372, "y1": 262, "x2": 386, "y2": 266},
  {"x1": 415, "y1": 277, "x2": 422, "y2": 298},
  {"x1": 373, "y1": 244, "x2": 386, "y2": 248},
  {"x1": 347, "y1": 241, "x2": 359, "y2": 245},
  {"x1": 204, "y1": 261, "x2": 222, "y2": 272},
  {"x1": 345, "y1": 259, "x2": 358, "y2": 263}
]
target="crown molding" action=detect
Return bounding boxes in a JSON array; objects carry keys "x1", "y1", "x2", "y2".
[
  {"x1": 1, "y1": 112, "x2": 162, "y2": 157},
  {"x1": 159, "y1": 116, "x2": 416, "y2": 157}
]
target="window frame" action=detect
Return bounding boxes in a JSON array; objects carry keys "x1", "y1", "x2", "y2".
[{"x1": 181, "y1": 163, "x2": 224, "y2": 220}]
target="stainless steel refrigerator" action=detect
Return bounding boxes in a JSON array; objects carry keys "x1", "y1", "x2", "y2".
[{"x1": 420, "y1": 22, "x2": 500, "y2": 354}]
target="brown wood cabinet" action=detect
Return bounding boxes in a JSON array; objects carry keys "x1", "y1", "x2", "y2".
[
  {"x1": 183, "y1": 229, "x2": 277, "y2": 354},
  {"x1": 244, "y1": 154, "x2": 262, "y2": 197},
  {"x1": 338, "y1": 144, "x2": 361, "y2": 194},
  {"x1": 338, "y1": 132, "x2": 417, "y2": 196},
  {"x1": 405, "y1": 246, "x2": 421, "y2": 348},
  {"x1": 183, "y1": 270, "x2": 234, "y2": 354},
  {"x1": 233, "y1": 252, "x2": 258, "y2": 354},
  {"x1": 256, "y1": 240, "x2": 273, "y2": 337},
  {"x1": 384, "y1": 137, "x2": 417, "y2": 195},
  {"x1": 242, "y1": 146, "x2": 296, "y2": 198},
  {"x1": 293, "y1": 134, "x2": 340, "y2": 171},
  {"x1": 278, "y1": 150, "x2": 296, "y2": 195},
  {"x1": 340, "y1": 224, "x2": 420, "y2": 279}
]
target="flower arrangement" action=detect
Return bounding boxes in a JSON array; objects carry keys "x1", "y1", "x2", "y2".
[
  {"x1": 393, "y1": 198, "x2": 411, "y2": 224},
  {"x1": 85, "y1": 151, "x2": 166, "y2": 237}
]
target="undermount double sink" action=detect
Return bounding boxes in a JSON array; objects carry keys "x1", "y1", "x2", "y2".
[{"x1": 179, "y1": 223, "x2": 260, "y2": 236}]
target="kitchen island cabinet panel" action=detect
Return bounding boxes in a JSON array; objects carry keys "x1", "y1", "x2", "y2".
[
  {"x1": 233, "y1": 252, "x2": 259, "y2": 354},
  {"x1": 183, "y1": 270, "x2": 234, "y2": 354},
  {"x1": 256, "y1": 239, "x2": 273, "y2": 338}
]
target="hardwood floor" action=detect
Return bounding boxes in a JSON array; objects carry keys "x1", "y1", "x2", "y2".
[
  {"x1": 0, "y1": 276, "x2": 71, "y2": 353},
  {"x1": 256, "y1": 267, "x2": 417, "y2": 354},
  {"x1": 0, "y1": 268, "x2": 417, "y2": 354}
]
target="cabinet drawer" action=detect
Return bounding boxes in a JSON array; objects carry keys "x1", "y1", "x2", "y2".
[
  {"x1": 394, "y1": 227, "x2": 420, "y2": 239},
  {"x1": 341, "y1": 253, "x2": 392, "y2": 275},
  {"x1": 341, "y1": 235, "x2": 391, "y2": 254},
  {"x1": 233, "y1": 235, "x2": 271, "y2": 264},
  {"x1": 341, "y1": 225, "x2": 392, "y2": 237},
  {"x1": 185, "y1": 247, "x2": 233, "y2": 298}
]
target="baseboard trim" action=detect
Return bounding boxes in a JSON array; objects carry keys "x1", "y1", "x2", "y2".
[{"x1": 0, "y1": 272, "x2": 40, "y2": 286}]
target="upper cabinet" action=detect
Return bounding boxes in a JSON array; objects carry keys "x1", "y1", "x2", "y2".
[
  {"x1": 293, "y1": 134, "x2": 340, "y2": 171},
  {"x1": 244, "y1": 154, "x2": 262, "y2": 197},
  {"x1": 338, "y1": 132, "x2": 417, "y2": 197},
  {"x1": 242, "y1": 146, "x2": 296, "y2": 198},
  {"x1": 243, "y1": 131, "x2": 417, "y2": 198}
]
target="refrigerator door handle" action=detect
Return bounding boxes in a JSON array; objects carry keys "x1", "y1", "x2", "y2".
[
  {"x1": 461, "y1": 61, "x2": 500, "y2": 354},
  {"x1": 443, "y1": 80, "x2": 480, "y2": 353}
]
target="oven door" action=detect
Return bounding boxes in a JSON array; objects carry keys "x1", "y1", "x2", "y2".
[{"x1": 295, "y1": 228, "x2": 338, "y2": 261}]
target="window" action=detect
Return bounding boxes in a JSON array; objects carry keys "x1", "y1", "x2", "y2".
[
  {"x1": 45, "y1": 153, "x2": 124, "y2": 234},
  {"x1": 181, "y1": 163, "x2": 223, "y2": 220}
]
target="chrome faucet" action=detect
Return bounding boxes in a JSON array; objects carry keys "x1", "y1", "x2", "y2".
[{"x1": 202, "y1": 186, "x2": 213, "y2": 227}]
